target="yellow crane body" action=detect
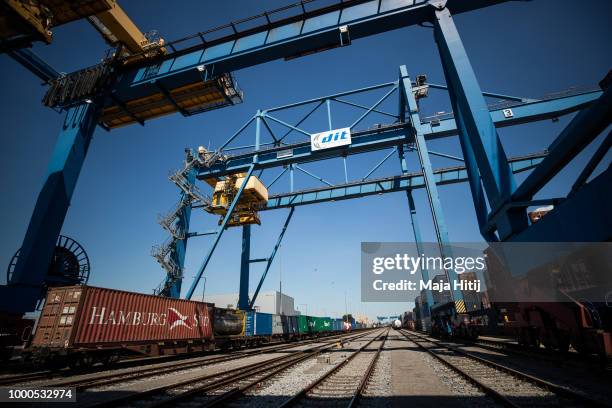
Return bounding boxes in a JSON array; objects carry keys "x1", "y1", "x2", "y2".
[
  {"x1": 99, "y1": 73, "x2": 242, "y2": 129},
  {"x1": 210, "y1": 173, "x2": 268, "y2": 227},
  {"x1": 1, "y1": 0, "x2": 114, "y2": 47}
]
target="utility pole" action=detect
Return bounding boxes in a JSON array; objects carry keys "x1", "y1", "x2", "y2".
[
  {"x1": 344, "y1": 291, "x2": 348, "y2": 322},
  {"x1": 278, "y1": 244, "x2": 282, "y2": 315}
]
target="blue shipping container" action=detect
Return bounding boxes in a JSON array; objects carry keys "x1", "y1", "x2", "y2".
[
  {"x1": 246, "y1": 311, "x2": 273, "y2": 336},
  {"x1": 245, "y1": 311, "x2": 255, "y2": 336},
  {"x1": 333, "y1": 318, "x2": 342, "y2": 331}
]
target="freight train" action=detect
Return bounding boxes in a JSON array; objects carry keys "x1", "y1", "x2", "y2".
[
  {"x1": 407, "y1": 294, "x2": 503, "y2": 341},
  {"x1": 483, "y1": 244, "x2": 611, "y2": 358},
  {"x1": 429, "y1": 301, "x2": 481, "y2": 340},
  {"x1": 17, "y1": 285, "x2": 355, "y2": 368},
  {"x1": 401, "y1": 245, "x2": 611, "y2": 359}
]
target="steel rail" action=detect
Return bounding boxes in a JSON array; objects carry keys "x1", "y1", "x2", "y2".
[
  {"x1": 147, "y1": 347, "x2": 328, "y2": 408},
  {"x1": 398, "y1": 329, "x2": 610, "y2": 408},
  {"x1": 0, "y1": 347, "x2": 245, "y2": 387},
  {"x1": 198, "y1": 350, "x2": 326, "y2": 408},
  {"x1": 400, "y1": 330, "x2": 519, "y2": 408},
  {"x1": 88, "y1": 330, "x2": 373, "y2": 408},
  {"x1": 0, "y1": 371, "x2": 54, "y2": 386},
  {"x1": 0, "y1": 349, "x2": 230, "y2": 387},
  {"x1": 347, "y1": 330, "x2": 388, "y2": 407},
  {"x1": 203, "y1": 328, "x2": 389, "y2": 408},
  {"x1": 460, "y1": 337, "x2": 607, "y2": 369},
  {"x1": 155, "y1": 330, "x2": 382, "y2": 408},
  {"x1": 43, "y1": 330, "x2": 364, "y2": 390},
  {"x1": 279, "y1": 328, "x2": 390, "y2": 407}
]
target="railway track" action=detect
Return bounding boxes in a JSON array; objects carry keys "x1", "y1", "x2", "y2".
[
  {"x1": 0, "y1": 370, "x2": 54, "y2": 386},
  {"x1": 1, "y1": 330, "x2": 361, "y2": 388},
  {"x1": 0, "y1": 349, "x2": 210, "y2": 384},
  {"x1": 0, "y1": 351, "x2": 214, "y2": 386},
  {"x1": 83, "y1": 330, "x2": 373, "y2": 407},
  {"x1": 467, "y1": 337, "x2": 609, "y2": 370},
  {"x1": 398, "y1": 329, "x2": 610, "y2": 408},
  {"x1": 276, "y1": 328, "x2": 389, "y2": 407}
]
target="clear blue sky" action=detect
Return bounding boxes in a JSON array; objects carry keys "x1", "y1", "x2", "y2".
[{"x1": 0, "y1": 0, "x2": 610, "y2": 320}]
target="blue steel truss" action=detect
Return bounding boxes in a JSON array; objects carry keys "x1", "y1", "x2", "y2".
[
  {"x1": 194, "y1": 89, "x2": 601, "y2": 178},
  {"x1": 175, "y1": 64, "x2": 604, "y2": 312},
  {"x1": 2, "y1": 0, "x2": 609, "y2": 316}
]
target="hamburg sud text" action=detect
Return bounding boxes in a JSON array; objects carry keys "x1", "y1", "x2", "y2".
[{"x1": 88, "y1": 305, "x2": 211, "y2": 331}]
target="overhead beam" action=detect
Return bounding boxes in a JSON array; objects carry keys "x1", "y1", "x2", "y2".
[
  {"x1": 7, "y1": 49, "x2": 58, "y2": 82},
  {"x1": 422, "y1": 89, "x2": 601, "y2": 139},
  {"x1": 512, "y1": 86, "x2": 612, "y2": 202},
  {"x1": 196, "y1": 90, "x2": 599, "y2": 179},
  {"x1": 262, "y1": 153, "x2": 545, "y2": 210},
  {"x1": 112, "y1": 0, "x2": 512, "y2": 102}
]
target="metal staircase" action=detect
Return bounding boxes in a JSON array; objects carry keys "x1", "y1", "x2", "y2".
[{"x1": 151, "y1": 155, "x2": 209, "y2": 297}]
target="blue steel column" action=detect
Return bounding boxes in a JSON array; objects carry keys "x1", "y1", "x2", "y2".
[
  {"x1": 399, "y1": 65, "x2": 465, "y2": 312},
  {"x1": 236, "y1": 111, "x2": 263, "y2": 309},
  {"x1": 167, "y1": 165, "x2": 197, "y2": 298},
  {"x1": 185, "y1": 164, "x2": 256, "y2": 300},
  {"x1": 3, "y1": 103, "x2": 99, "y2": 313},
  {"x1": 186, "y1": 108, "x2": 262, "y2": 300},
  {"x1": 433, "y1": 5, "x2": 527, "y2": 239},
  {"x1": 450, "y1": 93, "x2": 498, "y2": 242},
  {"x1": 238, "y1": 224, "x2": 251, "y2": 310},
  {"x1": 398, "y1": 145, "x2": 433, "y2": 316},
  {"x1": 249, "y1": 206, "x2": 295, "y2": 308}
]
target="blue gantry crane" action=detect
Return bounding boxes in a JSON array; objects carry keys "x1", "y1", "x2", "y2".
[
  {"x1": 159, "y1": 68, "x2": 603, "y2": 314},
  {"x1": 1, "y1": 0, "x2": 609, "y2": 326}
]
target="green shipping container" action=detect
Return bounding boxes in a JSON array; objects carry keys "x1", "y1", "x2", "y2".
[
  {"x1": 297, "y1": 315, "x2": 311, "y2": 334},
  {"x1": 311, "y1": 317, "x2": 333, "y2": 332}
]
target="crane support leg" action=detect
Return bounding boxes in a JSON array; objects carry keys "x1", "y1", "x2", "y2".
[
  {"x1": 399, "y1": 66, "x2": 465, "y2": 311},
  {"x1": 249, "y1": 207, "x2": 295, "y2": 309},
  {"x1": 1, "y1": 103, "x2": 98, "y2": 313},
  {"x1": 398, "y1": 145, "x2": 433, "y2": 317},
  {"x1": 238, "y1": 224, "x2": 251, "y2": 310},
  {"x1": 185, "y1": 164, "x2": 256, "y2": 300},
  {"x1": 452, "y1": 101, "x2": 499, "y2": 242},
  {"x1": 433, "y1": 7, "x2": 527, "y2": 240},
  {"x1": 166, "y1": 167, "x2": 197, "y2": 298}
]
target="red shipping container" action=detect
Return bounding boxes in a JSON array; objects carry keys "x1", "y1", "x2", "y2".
[{"x1": 31, "y1": 285, "x2": 213, "y2": 350}]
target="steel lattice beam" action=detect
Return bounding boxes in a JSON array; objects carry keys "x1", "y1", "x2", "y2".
[
  {"x1": 262, "y1": 153, "x2": 545, "y2": 210},
  {"x1": 196, "y1": 90, "x2": 599, "y2": 179}
]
